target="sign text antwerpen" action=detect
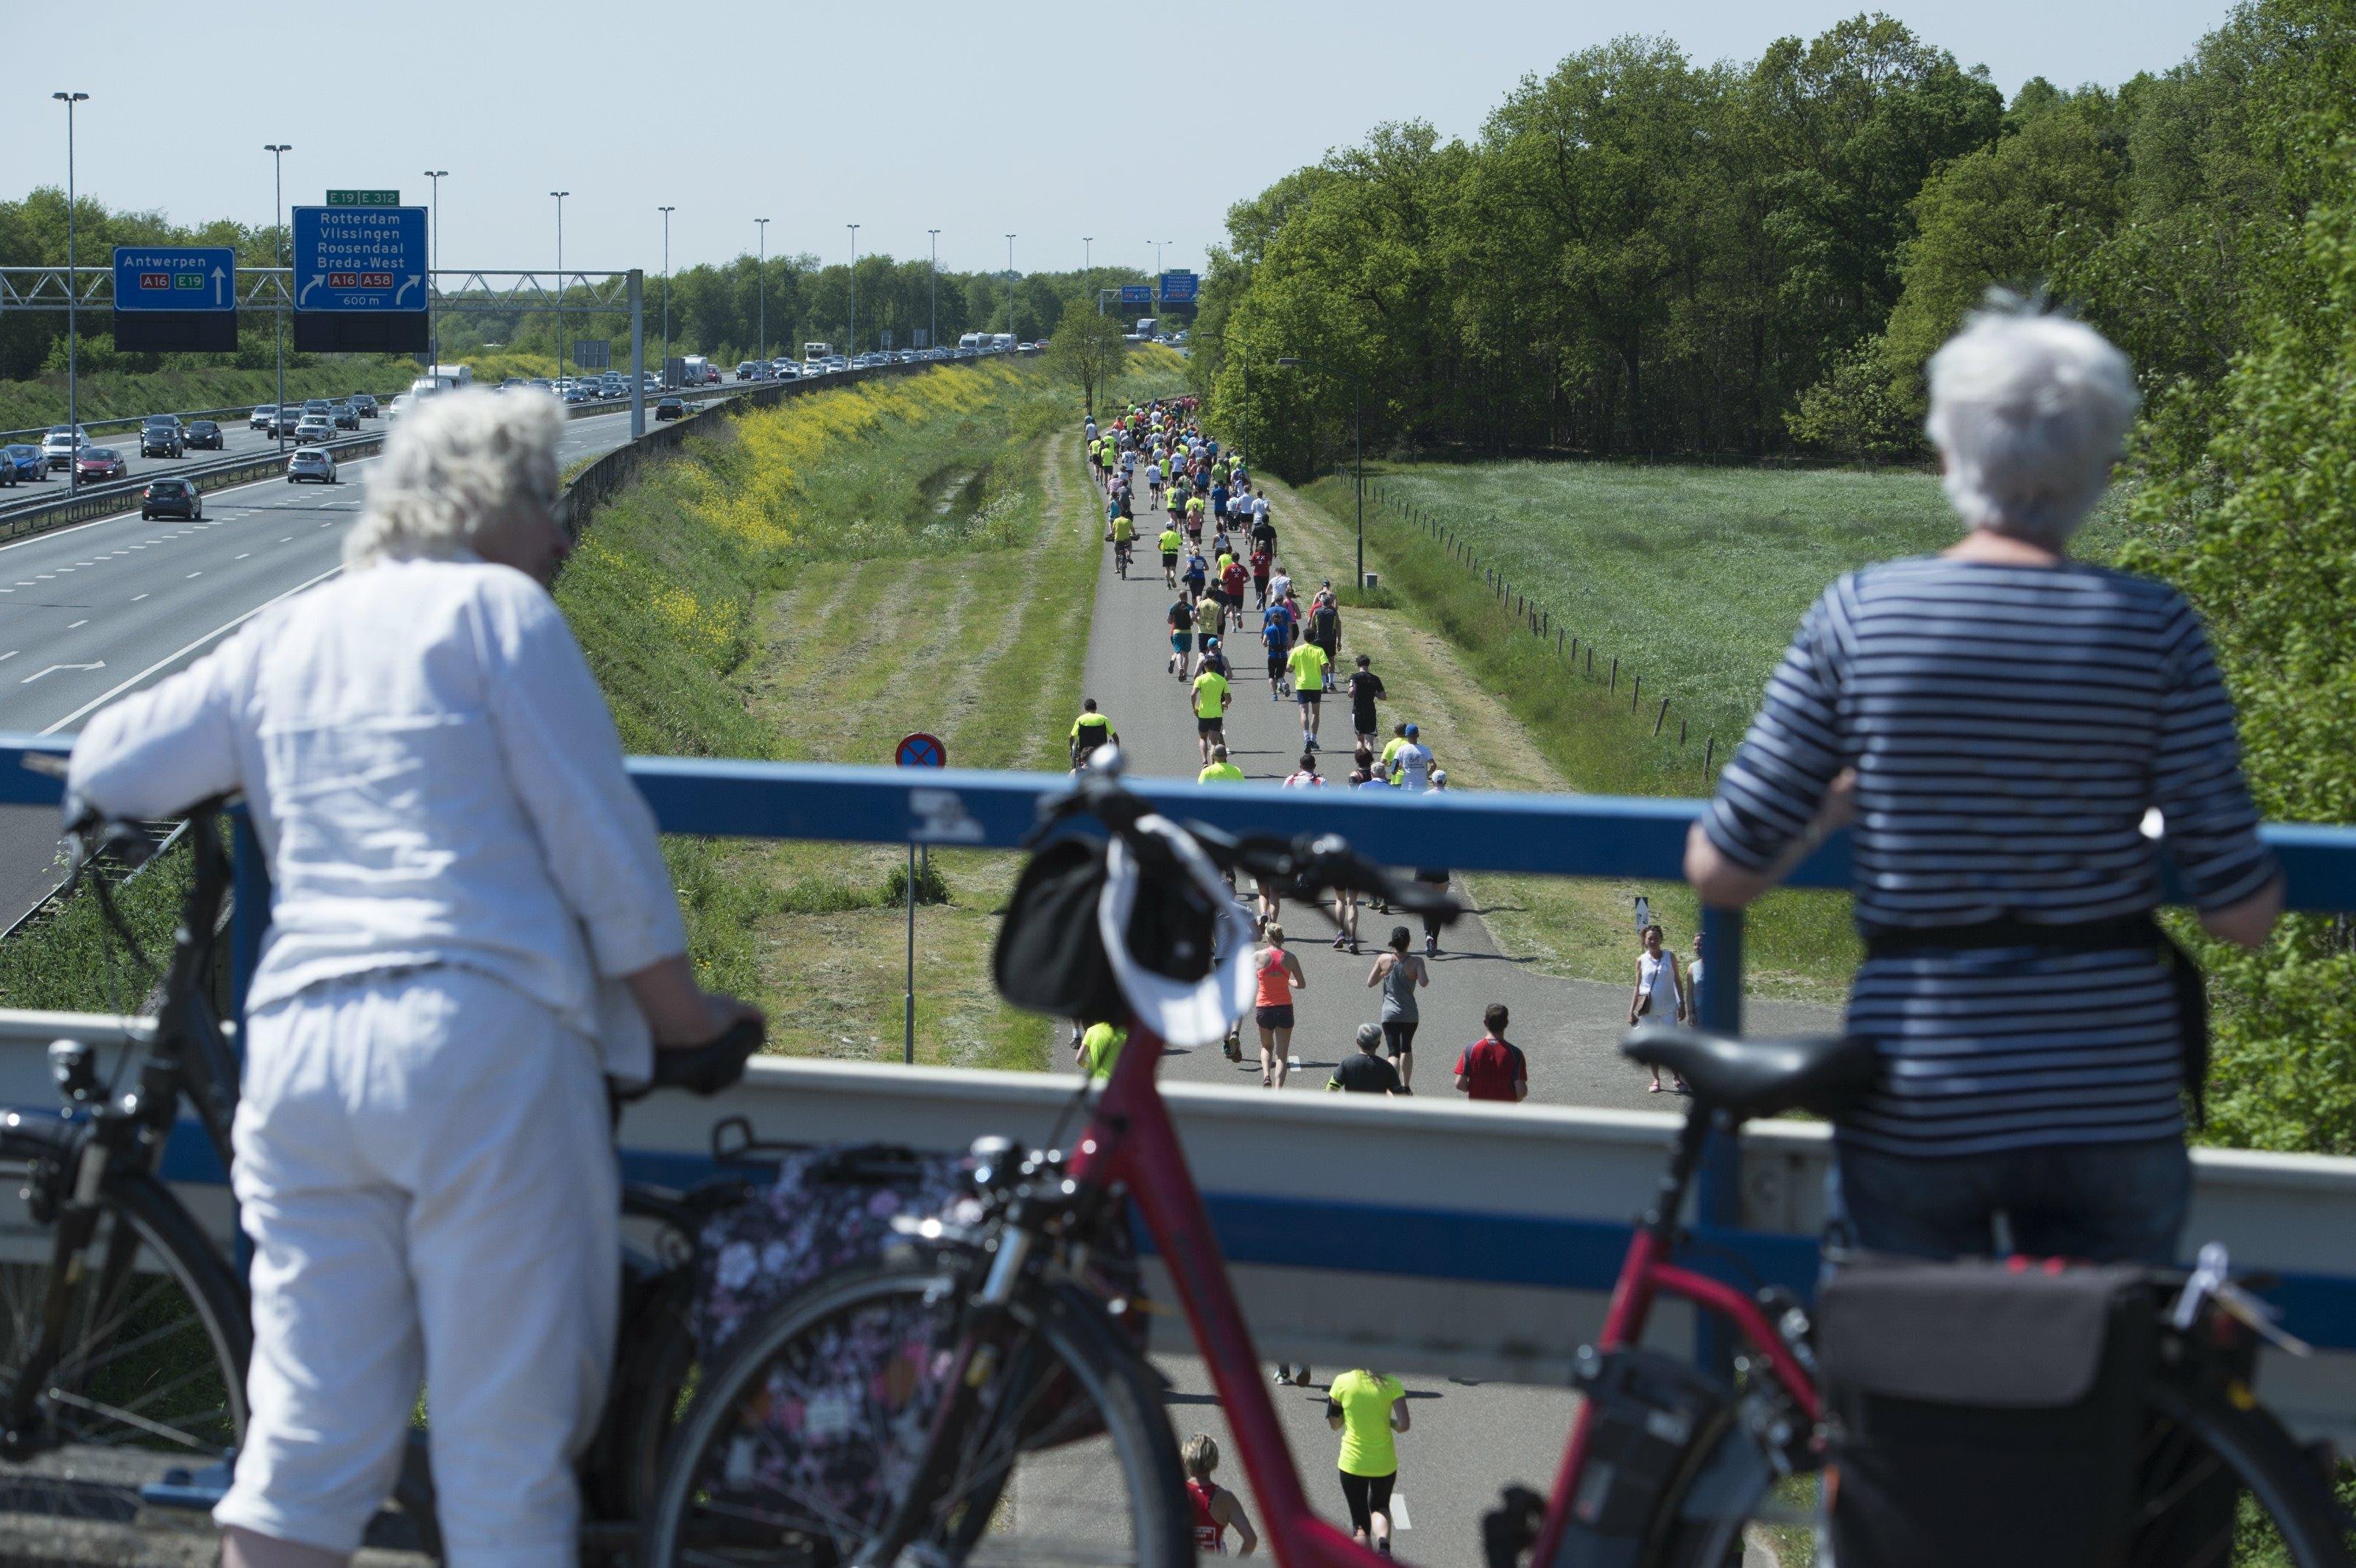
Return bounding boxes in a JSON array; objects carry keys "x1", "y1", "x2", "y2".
[{"x1": 110, "y1": 247, "x2": 237, "y2": 312}]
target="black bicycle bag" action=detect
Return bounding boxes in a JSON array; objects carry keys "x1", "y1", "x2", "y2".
[
  {"x1": 1819, "y1": 1255, "x2": 2154, "y2": 1568},
  {"x1": 1551, "y1": 1347, "x2": 1729, "y2": 1568}
]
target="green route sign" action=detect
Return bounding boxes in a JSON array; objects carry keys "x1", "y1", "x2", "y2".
[{"x1": 326, "y1": 188, "x2": 401, "y2": 207}]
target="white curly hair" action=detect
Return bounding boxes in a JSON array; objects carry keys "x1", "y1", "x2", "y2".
[
  {"x1": 1925, "y1": 294, "x2": 2140, "y2": 543},
  {"x1": 344, "y1": 388, "x2": 565, "y2": 569}
]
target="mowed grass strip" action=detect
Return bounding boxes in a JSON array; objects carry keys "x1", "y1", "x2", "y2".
[{"x1": 1258, "y1": 468, "x2": 1855, "y2": 1000}]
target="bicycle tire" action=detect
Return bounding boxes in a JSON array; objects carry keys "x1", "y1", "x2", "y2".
[
  {"x1": 0, "y1": 1155, "x2": 250, "y2": 1525},
  {"x1": 1643, "y1": 1369, "x2": 2355, "y2": 1567},
  {"x1": 643, "y1": 1251, "x2": 1190, "y2": 1568}
]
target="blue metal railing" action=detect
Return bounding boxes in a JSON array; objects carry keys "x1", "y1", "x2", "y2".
[{"x1": 7, "y1": 735, "x2": 2356, "y2": 1345}]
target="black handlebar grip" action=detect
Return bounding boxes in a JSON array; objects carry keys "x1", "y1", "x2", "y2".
[{"x1": 648, "y1": 1017, "x2": 766, "y2": 1096}]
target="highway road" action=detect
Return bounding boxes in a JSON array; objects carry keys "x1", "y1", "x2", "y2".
[
  {"x1": 1, "y1": 403, "x2": 395, "y2": 506},
  {"x1": 0, "y1": 402, "x2": 667, "y2": 923}
]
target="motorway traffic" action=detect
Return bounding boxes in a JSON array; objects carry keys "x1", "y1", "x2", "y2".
[{"x1": 0, "y1": 399, "x2": 677, "y2": 923}]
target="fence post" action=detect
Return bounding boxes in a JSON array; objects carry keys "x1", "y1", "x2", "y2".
[
  {"x1": 1654, "y1": 696, "x2": 1669, "y2": 736},
  {"x1": 1632, "y1": 675, "x2": 1640, "y2": 713},
  {"x1": 1609, "y1": 657, "x2": 1618, "y2": 693},
  {"x1": 1679, "y1": 718, "x2": 1687, "y2": 745},
  {"x1": 1557, "y1": 629, "x2": 1565, "y2": 656},
  {"x1": 1704, "y1": 736, "x2": 1715, "y2": 772},
  {"x1": 1587, "y1": 646, "x2": 1595, "y2": 677}
]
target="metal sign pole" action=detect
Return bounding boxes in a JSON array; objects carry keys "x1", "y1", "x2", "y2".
[
  {"x1": 629, "y1": 269, "x2": 645, "y2": 439},
  {"x1": 904, "y1": 842, "x2": 918, "y2": 1065}
]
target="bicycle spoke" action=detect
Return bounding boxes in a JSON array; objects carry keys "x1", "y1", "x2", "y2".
[{"x1": 44, "y1": 1386, "x2": 220, "y2": 1451}]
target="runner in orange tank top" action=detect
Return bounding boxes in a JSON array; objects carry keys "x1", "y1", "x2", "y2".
[{"x1": 1253, "y1": 924, "x2": 1308, "y2": 1090}]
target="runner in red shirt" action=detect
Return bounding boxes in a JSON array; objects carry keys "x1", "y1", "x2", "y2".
[
  {"x1": 1182, "y1": 1434, "x2": 1258, "y2": 1556},
  {"x1": 1453, "y1": 1003, "x2": 1528, "y2": 1103},
  {"x1": 1220, "y1": 558, "x2": 1250, "y2": 632},
  {"x1": 1250, "y1": 545, "x2": 1272, "y2": 609}
]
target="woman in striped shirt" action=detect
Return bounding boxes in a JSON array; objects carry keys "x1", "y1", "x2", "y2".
[{"x1": 1686, "y1": 299, "x2": 2282, "y2": 1265}]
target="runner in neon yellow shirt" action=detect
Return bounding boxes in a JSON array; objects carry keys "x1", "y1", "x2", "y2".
[
  {"x1": 1190, "y1": 666, "x2": 1232, "y2": 765},
  {"x1": 1287, "y1": 640, "x2": 1330, "y2": 752},
  {"x1": 1199, "y1": 745, "x2": 1244, "y2": 784},
  {"x1": 1159, "y1": 526, "x2": 1184, "y2": 588},
  {"x1": 1076, "y1": 1021, "x2": 1126, "y2": 1079}
]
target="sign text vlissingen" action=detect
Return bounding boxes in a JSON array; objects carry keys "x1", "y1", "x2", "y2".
[{"x1": 290, "y1": 206, "x2": 428, "y2": 313}]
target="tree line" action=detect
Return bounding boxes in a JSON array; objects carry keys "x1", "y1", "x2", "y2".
[
  {"x1": 1193, "y1": 7, "x2": 2335, "y2": 475},
  {"x1": 0, "y1": 188, "x2": 1151, "y2": 378}
]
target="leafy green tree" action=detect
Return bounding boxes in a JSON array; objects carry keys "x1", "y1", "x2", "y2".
[{"x1": 1045, "y1": 308, "x2": 1127, "y2": 415}]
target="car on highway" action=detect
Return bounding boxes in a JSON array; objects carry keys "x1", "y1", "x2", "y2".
[
  {"x1": 75, "y1": 447, "x2": 129, "y2": 482},
  {"x1": 250, "y1": 404, "x2": 278, "y2": 431},
  {"x1": 140, "y1": 417, "x2": 186, "y2": 458},
  {"x1": 562, "y1": 385, "x2": 598, "y2": 406},
  {"x1": 653, "y1": 395, "x2": 686, "y2": 421},
  {"x1": 264, "y1": 407, "x2": 303, "y2": 437},
  {"x1": 499, "y1": 378, "x2": 528, "y2": 392},
  {"x1": 528, "y1": 378, "x2": 554, "y2": 394},
  {"x1": 41, "y1": 426, "x2": 90, "y2": 470},
  {"x1": 301, "y1": 398, "x2": 334, "y2": 420},
  {"x1": 735, "y1": 361, "x2": 761, "y2": 381},
  {"x1": 141, "y1": 476, "x2": 202, "y2": 520},
  {"x1": 292, "y1": 415, "x2": 335, "y2": 445},
  {"x1": 286, "y1": 448, "x2": 338, "y2": 484},
  {"x1": 386, "y1": 395, "x2": 410, "y2": 422},
  {"x1": 350, "y1": 393, "x2": 378, "y2": 418},
  {"x1": 186, "y1": 418, "x2": 224, "y2": 451},
  {"x1": 0, "y1": 445, "x2": 43, "y2": 484},
  {"x1": 329, "y1": 402, "x2": 361, "y2": 431}
]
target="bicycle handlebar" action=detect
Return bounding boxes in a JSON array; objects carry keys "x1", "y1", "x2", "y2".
[{"x1": 1035, "y1": 767, "x2": 1462, "y2": 925}]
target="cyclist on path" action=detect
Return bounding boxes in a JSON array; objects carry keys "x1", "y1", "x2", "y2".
[{"x1": 1068, "y1": 700, "x2": 1118, "y2": 771}]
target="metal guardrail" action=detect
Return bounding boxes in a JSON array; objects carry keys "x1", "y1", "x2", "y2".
[
  {"x1": 0, "y1": 431, "x2": 389, "y2": 544},
  {"x1": 0, "y1": 389, "x2": 412, "y2": 448}
]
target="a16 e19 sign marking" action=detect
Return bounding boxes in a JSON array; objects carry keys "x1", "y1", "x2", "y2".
[{"x1": 113, "y1": 247, "x2": 236, "y2": 311}]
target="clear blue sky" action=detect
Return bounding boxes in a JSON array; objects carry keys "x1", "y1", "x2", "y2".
[{"x1": 4, "y1": 0, "x2": 2234, "y2": 280}]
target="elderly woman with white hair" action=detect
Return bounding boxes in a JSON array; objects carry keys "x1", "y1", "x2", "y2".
[
  {"x1": 1685, "y1": 297, "x2": 2281, "y2": 1265},
  {"x1": 64, "y1": 389, "x2": 760, "y2": 1568}
]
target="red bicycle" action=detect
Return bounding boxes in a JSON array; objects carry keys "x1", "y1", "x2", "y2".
[{"x1": 643, "y1": 770, "x2": 2352, "y2": 1568}]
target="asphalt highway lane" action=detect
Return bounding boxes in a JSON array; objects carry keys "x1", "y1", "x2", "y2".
[
  {"x1": 2, "y1": 410, "x2": 380, "y2": 508},
  {"x1": 0, "y1": 403, "x2": 656, "y2": 922}
]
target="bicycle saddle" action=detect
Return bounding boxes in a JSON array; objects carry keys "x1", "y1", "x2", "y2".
[{"x1": 1620, "y1": 1027, "x2": 1877, "y2": 1120}]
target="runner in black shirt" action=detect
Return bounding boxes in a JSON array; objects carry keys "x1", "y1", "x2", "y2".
[
  {"x1": 1347, "y1": 656, "x2": 1387, "y2": 750},
  {"x1": 1330, "y1": 1023, "x2": 1406, "y2": 1095}
]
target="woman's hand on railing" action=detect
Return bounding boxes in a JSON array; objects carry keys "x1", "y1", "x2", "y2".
[{"x1": 625, "y1": 954, "x2": 766, "y2": 1048}]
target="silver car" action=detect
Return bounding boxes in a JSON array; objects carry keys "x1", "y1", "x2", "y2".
[
  {"x1": 293, "y1": 415, "x2": 335, "y2": 446},
  {"x1": 286, "y1": 448, "x2": 338, "y2": 484}
]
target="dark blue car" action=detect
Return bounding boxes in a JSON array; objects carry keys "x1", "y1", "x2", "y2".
[{"x1": 0, "y1": 445, "x2": 43, "y2": 484}]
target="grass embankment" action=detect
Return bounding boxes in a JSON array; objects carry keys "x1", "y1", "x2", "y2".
[{"x1": 560, "y1": 348, "x2": 1185, "y2": 1068}]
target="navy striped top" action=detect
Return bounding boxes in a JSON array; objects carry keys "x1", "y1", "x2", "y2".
[{"x1": 1704, "y1": 557, "x2": 2275, "y2": 1156}]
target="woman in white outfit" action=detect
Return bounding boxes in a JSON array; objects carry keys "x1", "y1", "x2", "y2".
[
  {"x1": 64, "y1": 389, "x2": 760, "y2": 1568},
  {"x1": 1627, "y1": 922, "x2": 1688, "y2": 1093}
]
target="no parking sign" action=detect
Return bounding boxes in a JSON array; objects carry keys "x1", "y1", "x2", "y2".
[{"x1": 895, "y1": 732, "x2": 946, "y2": 769}]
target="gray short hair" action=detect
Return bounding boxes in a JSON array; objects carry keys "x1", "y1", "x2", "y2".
[
  {"x1": 344, "y1": 389, "x2": 564, "y2": 569},
  {"x1": 1924, "y1": 295, "x2": 2139, "y2": 543},
  {"x1": 1355, "y1": 1023, "x2": 1384, "y2": 1051}
]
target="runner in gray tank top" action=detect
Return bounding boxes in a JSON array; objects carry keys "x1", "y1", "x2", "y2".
[{"x1": 1366, "y1": 926, "x2": 1430, "y2": 1088}]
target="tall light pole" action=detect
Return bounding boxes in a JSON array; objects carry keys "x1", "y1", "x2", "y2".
[
  {"x1": 754, "y1": 217, "x2": 769, "y2": 364},
  {"x1": 1083, "y1": 236, "x2": 1092, "y2": 274},
  {"x1": 1278, "y1": 356, "x2": 1365, "y2": 590},
  {"x1": 550, "y1": 191, "x2": 569, "y2": 381},
  {"x1": 1151, "y1": 239, "x2": 1170, "y2": 316},
  {"x1": 847, "y1": 224, "x2": 859, "y2": 354},
  {"x1": 423, "y1": 169, "x2": 447, "y2": 371},
  {"x1": 265, "y1": 143, "x2": 290, "y2": 453},
  {"x1": 1005, "y1": 233, "x2": 1017, "y2": 340},
  {"x1": 926, "y1": 228, "x2": 939, "y2": 350},
  {"x1": 658, "y1": 205, "x2": 675, "y2": 375},
  {"x1": 55, "y1": 93, "x2": 88, "y2": 493}
]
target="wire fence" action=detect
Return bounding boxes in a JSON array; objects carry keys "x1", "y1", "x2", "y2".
[{"x1": 1357, "y1": 472, "x2": 1722, "y2": 778}]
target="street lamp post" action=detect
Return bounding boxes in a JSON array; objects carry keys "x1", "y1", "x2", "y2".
[
  {"x1": 1083, "y1": 236, "x2": 1092, "y2": 274},
  {"x1": 1005, "y1": 235, "x2": 1017, "y2": 340},
  {"x1": 1151, "y1": 239, "x2": 1169, "y2": 317},
  {"x1": 265, "y1": 143, "x2": 290, "y2": 454},
  {"x1": 54, "y1": 93, "x2": 88, "y2": 493},
  {"x1": 926, "y1": 229, "x2": 939, "y2": 350},
  {"x1": 658, "y1": 205, "x2": 675, "y2": 375},
  {"x1": 551, "y1": 191, "x2": 569, "y2": 381},
  {"x1": 1277, "y1": 356, "x2": 1364, "y2": 590},
  {"x1": 423, "y1": 169, "x2": 447, "y2": 371},
  {"x1": 847, "y1": 225, "x2": 859, "y2": 355},
  {"x1": 754, "y1": 217, "x2": 769, "y2": 365}
]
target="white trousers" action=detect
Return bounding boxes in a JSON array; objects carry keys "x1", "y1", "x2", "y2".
[{"x1": 215, "y1": 967, "x2": 619, "y2": 1568}]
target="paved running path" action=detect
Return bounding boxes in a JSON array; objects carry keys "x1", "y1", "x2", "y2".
[{"x1": 1075, "y1": 450, "x2": 1835, "y2": 1109}]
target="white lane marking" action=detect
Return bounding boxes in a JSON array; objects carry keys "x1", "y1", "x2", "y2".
[
  {"x1": 279, "y1": 537, "x2": 292, "y2": 543},
  {"x1": 41, "y1": 562, "x2": 343, "y2": 735},
  {"x1": 130, "y1": 593, "x2": 148, "y2": 602},
  {"x1": 186, "y1": 571, "x2": 202, "y2": 579},
  {"x1": 13, "y1": 582, "x2": 30, "y2": 587},
  {"x1": 1392, "y1": 1494, "x2": 1411, "y2": 1531},
  {"x1": 21, "y1": 660, "x2": 103, "y2": 685},
  {"x1": 73, "y1": 561, "x2": 92, "y2": 567},
  {"x1": 54, "y1": 567, "x2": 72, "y2": 573},
  {"x1": 0, "y1": 652, "x2": 15, "y2": 663},
  {"x1": 66, "y1": 620, "x2": 86, "y2": 629},
  {"x1": 235, "y1": 554, "x2": 250, "y2": 560}
]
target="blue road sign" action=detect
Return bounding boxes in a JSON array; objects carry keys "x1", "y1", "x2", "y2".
[
  {"x1": 113, "y1": 247, "x2": 236, "y2": 311},
  {"x1": 1160, "y1": 271, "x2": 1199, "y2": 303},
  {"x1": 291, "y1": 205, "x2": 427, "y2": 312},
  {"x1": 1118, "y1": 284, "x2": 1153, "y2": 305},
  {"x1": 895, "y1": 732, "x2": 948, "y2": 769}
]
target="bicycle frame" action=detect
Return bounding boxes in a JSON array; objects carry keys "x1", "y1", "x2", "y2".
[{"x1": 1062, "y1": 1020, "x2": 1819, "y2": 1568}]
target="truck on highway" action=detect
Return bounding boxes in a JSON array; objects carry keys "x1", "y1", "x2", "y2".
[
  {"x1": 684, "y1": 354, "x2": 715, "y2": 385},
  {"x1": 992, "y1": 333, "x2": 1015, "y2": 353},
  {"x1": 803, "y1": 342, "x2": 834, "y2": 364},
  {"x1": 408, "y1": 364, "x2": 475, "y2": 399}
]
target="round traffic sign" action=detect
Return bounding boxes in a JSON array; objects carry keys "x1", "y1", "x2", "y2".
[{"x1": 895, "y1": 732, "x2": 947, "y2": 769}]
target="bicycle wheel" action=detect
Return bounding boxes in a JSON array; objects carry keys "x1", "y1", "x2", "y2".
[
  {"x1": 644, "y1": 1252, "x2": 1189, "y2": 1568},
  {"x1": 1646, "y1": 1371, "x2": 2355, "y2": 1567},
  {"x1": 0, "y1": 1160, "x2": 249, "y2": 1523}
]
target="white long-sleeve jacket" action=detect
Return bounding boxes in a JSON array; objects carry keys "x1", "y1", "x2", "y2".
[{"x1": 67, "y1": 554, "x2": 686, "y2": 1078}]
